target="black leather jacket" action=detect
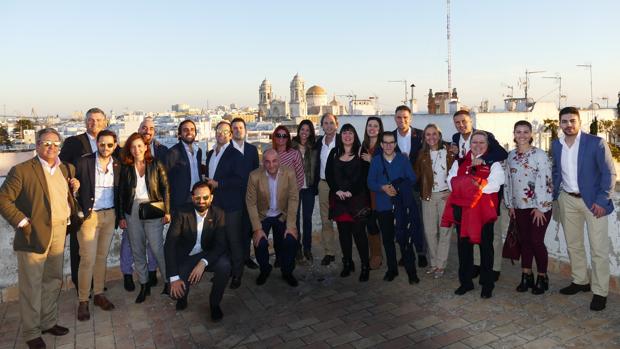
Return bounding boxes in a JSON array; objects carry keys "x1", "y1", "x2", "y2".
[{"x1": 118, "y1": 160, "x2": 171, "y2": 216}]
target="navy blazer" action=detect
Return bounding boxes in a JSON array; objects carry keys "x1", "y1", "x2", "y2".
[
  {"x1": 205, "y1": 145, "x2": 245, "y2": 212},
  {"x1": 166, "y1": 141, "x2": 203, "y2": 210},
  {"x1": 551, "y1": 132, "x2": 616, "y2": 215},
  {"x1": 393, "y1": 127, "x2": 424, "y2": 167},
  {"x1": 74, "y1": 153, "x2": 121, "y2": 226},
  {"x1": 151, "y1": 140, "x2": 169, "y2": 166},
  {"x1": 451, "y1": 129, "x2": 508, "y2": 164},
  {"x1": 59, "y1": 133, "x2": 93, "y2": 165},
  {"x1": 164, "y1": 205, "x2": 228, "y2": 279},
  {"x1": 232, "y1": 140, "x2": 259, "y2": 187}
]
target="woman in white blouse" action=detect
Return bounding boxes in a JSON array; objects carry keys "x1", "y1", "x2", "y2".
[{"x1": 504, "y1": 120, "x2": 553, "y2": 295}]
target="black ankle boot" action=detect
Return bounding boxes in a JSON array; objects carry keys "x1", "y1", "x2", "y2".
[
  {"x1": 148, "y1": 271, "x2": 158, "y2": 287},
  {"x1": 516, "y1": 273, "x2": 534, "y2": 292},
  {"x1": 532, "y1": 274, "x2": 549, "y2": 295},
  {"x1": 135, "y1": 283, "x2": 150, "y2": 303},
  {"x1": 340, "y1": 259, "x2": 354, "y2": 277},
  {"x1": 359, "y1": 264, "x2": 370, "y2": 282}
]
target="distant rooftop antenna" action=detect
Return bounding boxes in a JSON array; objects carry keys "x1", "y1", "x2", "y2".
[{"x1": 447, "y1": 0, "x2": 452, "y2": 94}]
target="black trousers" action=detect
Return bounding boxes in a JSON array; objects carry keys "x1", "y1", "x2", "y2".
[
  {"x1": 176, "y1": 252, "x2": 231, "y2": 308},
  {"x1": 453, "y1": 205, "x2": 495, "y2": 290},
  {"x1": 336, "y1": 221, "x2": 369, "y2": 266},
  {"x1": 377, "y1": 210, "x2": 417, "y2": 277},
  {"x1": 68, "y1": 223, "x2": 80, "y2": 288},
  {"x1": 224, "y1": 210, "x2": 244, "y2": 279}
]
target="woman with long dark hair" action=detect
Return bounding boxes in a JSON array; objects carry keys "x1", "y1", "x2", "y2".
[
  {"x1": 326, "y1": 123, "x2": 370, "y2": 281},
  {"x1": 292, "y1": 120, "x2": 317, "y2": 263},
  {"x1": 360, "y1": 117, "x2": 384, "y2": 270},
  {"x1": 272, "y1": 125, "x2": 304, "y2": 190},
  {"x1": 118, "y1": 132, "x2": 171, "y2": 303},
  {"x1": 505, "y1": 120, "x2": 553, "y2": 294}
]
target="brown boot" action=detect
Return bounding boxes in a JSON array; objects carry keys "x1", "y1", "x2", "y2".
[
  {"x1": 93, "y1": 294, "x2": 115, "y2": 311},
  {"x1": 77, "y1": 301, "x2": 90, "y2": 321},
  {"x1": 368, "y1": 234, "x2": 383, "y2": 270}
]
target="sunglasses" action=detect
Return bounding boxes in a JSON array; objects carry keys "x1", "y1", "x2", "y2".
[
  {"x1": 192, "y1": 195, "x2": 210, "y2": 200},
  {"x1": 40, "y1": 141, "x2": 62, "y2": 148},
  {"x1": 274, "y1": 133, "x2": 288, "y2": 139},
  {"x1": 98, "y1": 143, "x2": 115, "y2": 148},
  {"x1": 216, "y1": 130, "x2": 231, "y2": 135}
]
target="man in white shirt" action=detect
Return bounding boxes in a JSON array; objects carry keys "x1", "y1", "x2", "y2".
[
  {"x1": 165, "y1": 181, "x2": 231, "y2": 321},
  {"x1": 166, "y1": 119, "x2": 203, "y2": 211}
]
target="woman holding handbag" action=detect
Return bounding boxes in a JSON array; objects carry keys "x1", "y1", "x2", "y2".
[
  {"x1": 326, "y1": 123, "x2": 371, "y2": 282},
  {"x1": 504, "y1": 120, "x2": 553, "y2": 294},
  {"x1": 119, "y1": 132, "x2": 171, "y2": 303}
]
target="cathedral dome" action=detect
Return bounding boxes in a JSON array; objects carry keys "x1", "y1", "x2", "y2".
[
  {"x1": 260, "y1": 78, "x2": 271, "y2": 87},
  {"x1": 306, "y1": 85, "x2": 326, "y2": 96}
]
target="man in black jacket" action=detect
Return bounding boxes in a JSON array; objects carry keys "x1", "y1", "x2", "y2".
[
  {"x1": 73, "y1": 130, "x2": 120, "y2": 321},
  {"x1": 59, "y1": 107, "x2": 109, "y2": 292},
  {"x1": 166, "y1": 119, "x2": 202, "y2": 211},
  {"x1": 165, "y1": 181, "x2": 231, "y2": 321}
]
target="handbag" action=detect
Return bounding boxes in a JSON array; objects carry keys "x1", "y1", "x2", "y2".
[
  {"x1": 502, "y1": 217, "x2": 520, "y2": 263},
  {"x1": 138, "y1": 201, "x2": 165, "y2": 220}
]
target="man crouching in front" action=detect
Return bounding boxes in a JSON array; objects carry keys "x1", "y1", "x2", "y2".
[{"x1": 164, "y1": 181, "x2": 231, "y2": 322}]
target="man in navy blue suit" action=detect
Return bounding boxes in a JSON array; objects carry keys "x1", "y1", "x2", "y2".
[
  {"x1": 206, "y1": 121, "x2": 246, "y2": 289},
  {"x1": 450, "y1": 109, "x2": 508, "y2": 281},
  {"x1": 230, "y1": 118, "x2": 260, "y2": 270},
  {"x1": 166, "y1": 120, "x2": 203, "y2": 211},
  {"x1": 552, "y1": 106, "x2": 616, "y2": 311}
]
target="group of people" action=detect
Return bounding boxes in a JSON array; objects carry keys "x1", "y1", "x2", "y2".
[{"x1": 0, "y1": 105, "x2": 615, "y2": 349}]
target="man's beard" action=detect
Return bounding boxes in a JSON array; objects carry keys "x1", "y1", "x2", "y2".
[
  {"x1": 182, "y1": 136, "x2": 195, "y2": 145},
  {"x1": 193, "y1": 203, "x2": 208, "y2": 213}
]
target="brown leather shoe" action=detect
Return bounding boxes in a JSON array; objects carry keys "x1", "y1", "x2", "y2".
[
  {"x1": 77, "y1": 301, "x2": 90, "y2": 321},
  {"x1": 93, "y1": 294, "x2": 115, "y2": 311},
  {"x1": 26, "y1": 337, "x2": 46, "y2": 349},
  {"x1": 41, "y1": 324, "x2": 69, "y2": 336}
]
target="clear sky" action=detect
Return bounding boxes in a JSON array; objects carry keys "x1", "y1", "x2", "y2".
[{"x1": 1, "y1": 0, "x2": 619, "y2": 116}]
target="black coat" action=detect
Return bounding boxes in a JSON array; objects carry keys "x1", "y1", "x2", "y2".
[
  {"x1": 164, "y1": 205, "x2": 228, "y2": 279},
  {"x1": 312, "y1": 134, "x2": 341, "y2": 192},
  {"x1": 59, "y1": 133, "x2": 93, "y2": 165},
  {"x1": 74, "y1": 153, "x2": 121, "y2": 226},
  {"x1": 451, "y1": 129, "x2": 508, "y2": 164},
  {"x1": 205, "y1": 145, "x2": 245, "y2": 212},
  {"x1": 118, "y1": 160, "x2": 170, "y2": 216},
  {"x1": 166, "y1": 141, "x2": 203, "y2": 209},
  {"x1": 393, "y1": 127, "x2": 425, "y2": 167}
]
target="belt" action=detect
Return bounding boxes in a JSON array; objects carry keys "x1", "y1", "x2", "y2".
[
  {"x1": 564, "y1": 191, "x2": 582, "y2": 198},
  {"x1": 94, "y1": 207, "x2": 114, "y2": 212}
]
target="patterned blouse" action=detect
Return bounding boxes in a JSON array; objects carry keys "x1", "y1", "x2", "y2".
[
  {"x1": 278, "y1": 148, "x2": 305, "y2": 190},
  {"x1": 504, "y1": 147, "x2": 553, "y2": 212}
]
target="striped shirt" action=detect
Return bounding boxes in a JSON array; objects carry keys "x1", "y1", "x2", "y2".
[{"x1": 278, "y1": 148, "x2": 304, "y2": 190}]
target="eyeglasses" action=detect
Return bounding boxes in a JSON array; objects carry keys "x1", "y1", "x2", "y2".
[
  {"x1": 192, "y1": 195, "x2": 210, "y2": 200},
  {"x1": 40, "y1": 141, "x2": 62, "y2": 148},
  {"x1": 274, "y1": 133, "x2": 288, "y2": 139},
  {"x1": 216, "y1": 130, "x2": 231, "y2": 135},
  {"x1": 98, "y1": 143, "x2": 115, "y2": 148}
]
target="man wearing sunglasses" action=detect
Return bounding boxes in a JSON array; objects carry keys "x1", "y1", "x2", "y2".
[
  {"x1": 0, "y1": 128, "x2": 80, "y2": 349},
  {"x1": 72, "y1": 130, "x2": 120, "y2": 321}
]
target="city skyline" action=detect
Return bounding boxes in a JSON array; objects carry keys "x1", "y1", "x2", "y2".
[{"x1": 1, "y1": 0, "x2": 619, "y2": 116}]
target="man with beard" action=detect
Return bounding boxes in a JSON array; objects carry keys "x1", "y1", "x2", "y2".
[
  {"x1": 167, "y1": 119, "x2": 202, "y2": 211},
  {"x1": 205, "y1": 121, "x2": 245, "y2": 289},
  {"x1": 59, "y1": 107, "x2": 109, "y2": 293},
  {"x1": 230, "y1": 117, "x2": 260, "y2": 270},
  {"x1": 164, "y1": 181, "x2": 231, "y2": 321},
  {"x1": 139, "y1": 117, "x2": 168, "y2": 164}
]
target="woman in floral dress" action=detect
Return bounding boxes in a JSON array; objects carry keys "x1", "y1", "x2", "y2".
[{"x1": 504, "y1": 120, "x2": 554, "y2": 294}]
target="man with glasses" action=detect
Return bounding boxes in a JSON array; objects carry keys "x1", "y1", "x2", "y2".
[
  {"x1": 59, "y1": 107, "x2": 110, "y2": 294},
  {"x1": 165, "y1": 181, "x2": 231, "y2": 321},
  {"x1": 230, "y1": 118, "x2": 260, "y2": 271},
  {"x1": 73, "y1": 130, "x2": 120, "y2": 321},
  {"x1": 167, "y1": 119, "x2": 202, "y2": 211},
  {"x1": 206, "y1": 121, "x2": 246, "y2": 289},
  {"x1": 0, "y1": 128, "x2": 79, "y2": 349}
]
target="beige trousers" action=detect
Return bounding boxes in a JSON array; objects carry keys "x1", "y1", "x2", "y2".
[
  {"x1": 422, "y1": 191, "x2": 452, "y2": 269},
  {"x1": 17, "y1": 221, "x2": 67, "y2": 341},
  {"x1": 474, "y1": 201, "x2": 508, "y2": 271},
  {"x1": 77, "y1": 208, "x2": 116, "y2": 302},
  {"x1": 318, "y1": 180, "x2": 337, "y2": 256},
  {"x1": 558, "y1": 192, "x2": 610, "y2": 296}
]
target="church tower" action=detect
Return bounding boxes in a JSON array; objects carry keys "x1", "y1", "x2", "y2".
[
  {"x1": 289, "y1": 73, "x2": 307, "y2": 117},
  {"x1": 259, "y1": 78, "x2": 272, "y2": 118}
]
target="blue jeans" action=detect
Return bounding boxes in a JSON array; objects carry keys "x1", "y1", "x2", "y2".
[
  {"x1": 255, "y1": 216, "x2": 297, "y2": 275},
  {"x1": 296, "y1": 188, "x2": 315, "y2": 252}
]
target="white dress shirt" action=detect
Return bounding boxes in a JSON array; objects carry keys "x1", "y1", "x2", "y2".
[
  {"x1": 266, "y1": 171, "x2": 281, "y2": 217},
  {"x1": 184, "y1": 142, "x2": 200, "y2": 191},
  {"x1": 319, "y1": 136, "x2": 336, "y2": 180},
  {"x1": 232, "y1": 140, "x2": 245, "y2": 155},
  {"x1": 559, "y1": 131, "x2": 581, "y2": 193},
  {"x1": 87, "y1": 133, "x2": 97, "y2": 153},
  {"x1": 208, "y1": 142, "x2": 230, "y2": 179},
  {"x1": 93, "y1": 154, "x2": 115, "y2": 210},
  {"x1": 397, "y1": 127, "x2": 412, "y2": 156},
  {"x1": 458, "y1": 133, "x2": 471, "y2": 159},
  {"x1": 447, "y1": 154, "x2": 505, "y2": 194},
  {"x1": 170, "y1": 210, "x2": 210, "y2": 282}
]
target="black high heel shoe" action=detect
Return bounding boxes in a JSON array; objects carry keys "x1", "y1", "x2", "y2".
[
  {"x1": 359, "y1": 264, "x2": 370, "y2": 282},
  {"x1": 340, "y1": 259, "x2": 355, "y2": 277},
  {"x1": 532, "y1": 274, "x2": 549, "y2": 295},
  {"x1": 135, "y1": 283, "x2": 151, "y2": 303},
  {"x1": 516, "y1": 273, "x2": 534, "y2": 292}
]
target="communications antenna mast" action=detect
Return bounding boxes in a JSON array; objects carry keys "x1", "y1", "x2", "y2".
[{"x1": 447, "y1": 0, "x2": 452, "y2": 94}]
